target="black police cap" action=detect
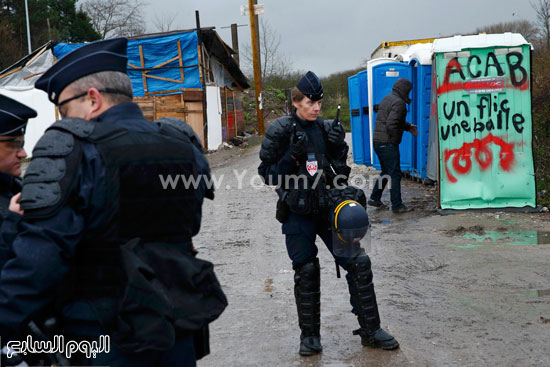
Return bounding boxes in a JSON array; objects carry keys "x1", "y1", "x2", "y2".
[
  {"x1": 35, "y1": 38, "x2": 128, "y2": 105},
  {"x1": 296, "y1": 71, "x2": 323, "y2": 101},
  {"x1": 0, "y1": 94, "x2": 37, "y2": 136}
]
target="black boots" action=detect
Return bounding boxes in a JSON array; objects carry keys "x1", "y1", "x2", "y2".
[
  {"x1": 294, "y1": 258, "x2": 322, "y2": 356},
  {"x1": 348, "y1": 255, "x2": 399, "y2": 350}
]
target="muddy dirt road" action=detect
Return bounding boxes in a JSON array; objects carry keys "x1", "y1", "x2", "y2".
[{"x1": 196, "y1": 144, "x2": 550, "y2": 367}]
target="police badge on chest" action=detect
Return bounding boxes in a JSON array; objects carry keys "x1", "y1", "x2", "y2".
[{"x1": 306, "y1": 153, "x2": 318, "y2": 176}]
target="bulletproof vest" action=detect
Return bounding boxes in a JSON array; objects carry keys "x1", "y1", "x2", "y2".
[
  {"x1": 283, "y1": 118, "x2": 335, "y2": 214},
  {"x1": 21, "y1": 119, "x2": 202, "y2": 298}
]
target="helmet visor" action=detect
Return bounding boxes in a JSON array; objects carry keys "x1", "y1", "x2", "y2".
[{"x1": 332, "y1": 225, "x2": 371, "y2": 258}]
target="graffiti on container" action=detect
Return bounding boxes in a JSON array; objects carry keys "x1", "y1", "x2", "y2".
[
  {"x1": 437, "y1": 52, "x2": 529, "y2": 95},
  {"x1": 443, "y1": 134, "x2": 515, "y2": 183},
  {"x1": 440, "y1": 97, "x2": 526, "y2": 141}
]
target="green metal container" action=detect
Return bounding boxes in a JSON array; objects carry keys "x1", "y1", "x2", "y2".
[{"x1": 432, "y1": 34, "x2": 535, "y2": 209}]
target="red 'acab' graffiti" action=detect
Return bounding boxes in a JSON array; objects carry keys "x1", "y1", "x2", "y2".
[
  {"x1": 443, "y1": 134, "x2": 515, "y2": 183},
  {"x1": 437, "y1": 52, "x2": 529, "y2": 95}
]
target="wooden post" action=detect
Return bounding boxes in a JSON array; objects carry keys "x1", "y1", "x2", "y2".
[
  {"x1": 253, "y1": 0, "x2": 261, "y2": 77},
  {"x1": 248, "y1": 0, "x2": 264, "y2": 135},
  {"x1": 233, "y1": 90, "x2": 238, "y2": 137},
  {"x1": 224, "y1": 87, "x2": 229, "y2": 137},
  {"x1": 176, "y1": 39, "x2": 185, "y2": 82},
  {"x1": 231, "y1": 23, "x2": 239, "y2": 66},
  {"x1": 196, "y1": 10, "x2": 208, "y2": 150},
  {"x1": 139, "y1": 44, "x2": 148, "y2": 95}
]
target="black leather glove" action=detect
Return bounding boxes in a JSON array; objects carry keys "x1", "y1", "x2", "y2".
[
  {"x1": 327, "y1": 124, "x2": 345, "y2": 147},
  {"x1": 290, "y1": 131, "x2": 308, "y2": 162}
]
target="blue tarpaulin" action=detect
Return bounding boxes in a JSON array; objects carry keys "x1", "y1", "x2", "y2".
[{"x1": 53, "y1": 31, "x2": 202, "y2": 97}]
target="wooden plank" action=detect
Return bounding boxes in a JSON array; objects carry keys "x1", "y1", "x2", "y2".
[
  {"x1": 23, "y1": 71, "x2": 45, "y2": 80},
  {"x1": 225, "y1": 87, "x2": 230, "y2": 137},
  {"x1": 145, "y1": 55, "x2": 179, "y2": 72},
  {"x1": 128, "y1": 62, "x2": 141, "y2": 69},
  {"x1": 177, "y1": 40, "x2": 185, "y2": 82},
  {"x1": 197, "y1": 45, "x2": 203, "y2": 83},
  {"x1": 145, "y1": 89, "x2": 180, "y2": 96},
  {"x1": 144, "y1": 74, "x2": 184, "y2": 83},
  {"x1": 185, "y1": 101, "x2": 205, "y2": 147},
  {"x1": 0, "y1": 66, "x2": 22, "y2": 81},
  {"x1": 25, "y1": 45, "x2": 49, "y2": 67},
  {"x1": 233, "y1": 89, "x2": 238, "y2": 137},
  {"x1": 139, "y1": 44, "x2": 148, "y2": 94}
]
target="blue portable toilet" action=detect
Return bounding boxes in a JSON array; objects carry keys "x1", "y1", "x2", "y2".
[
  {"x1": 367, "y1": 60, "x2": 413, "y2": 172},
  {"x1": 407, "y1": 44, "x2": 433, "y2": 181},
  {"x1": 348, "y1": 70, "x2": 371, "y2": 165},
  {"x1": 348, "y1": 72, "x2": 365, "y2": 164}
]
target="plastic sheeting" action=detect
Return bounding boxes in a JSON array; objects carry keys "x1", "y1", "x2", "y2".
[
  {"x1": 53, "y1": 31, "x2": 202, "y2": 97},
  {"x1": 0, "y1": 49, "x2": 55, "y2": 88}
]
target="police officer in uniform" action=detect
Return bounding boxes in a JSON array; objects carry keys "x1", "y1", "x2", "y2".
[
  {"x1": 0, "y1": 38, "x2": 222, "y2": 366},
  {"x1": 0, "y1": 95, "x2": 35, "y2": 264},
  {"x1": 258, "y1": 71, "x2": 399, "y2": 356}
]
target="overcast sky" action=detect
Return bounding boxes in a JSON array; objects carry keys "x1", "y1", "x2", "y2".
[{"x1": 144, "y1": 0, "x2": 538, "y2": 77}]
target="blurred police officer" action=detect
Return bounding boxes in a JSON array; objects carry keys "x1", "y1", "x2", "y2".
[
  {"x1": 258, "y1": 71, "x2": 398, "y2": 356},
  {"x1": 0, "y1": 38, "x2": 221, "y2": 366},
  {"x1": 0, "y1": 94, "x2": 35, "y2": 264}
]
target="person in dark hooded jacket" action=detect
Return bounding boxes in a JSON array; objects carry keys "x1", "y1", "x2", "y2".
[{"x1": 368, "y1": 78, "x2": 417, "y2": 213}]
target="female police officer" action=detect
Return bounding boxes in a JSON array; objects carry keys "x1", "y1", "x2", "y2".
[{"x1": 258, "y1": 71, "x2": 398, "y2": 356}]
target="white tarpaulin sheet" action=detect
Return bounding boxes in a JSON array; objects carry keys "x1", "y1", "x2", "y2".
[
  {"x1": 0, "y1": 88, "x2": 56, "y2": 156},
  {"x1": 0, "y1": 49, "x2": 55, "y2": 88}
]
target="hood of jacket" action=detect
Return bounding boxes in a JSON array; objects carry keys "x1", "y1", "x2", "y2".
[{"x1": 392, "y1": 78, "x2": 412, "y2": 104}]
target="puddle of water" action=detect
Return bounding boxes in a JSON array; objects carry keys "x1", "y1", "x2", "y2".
[
  {"x1": 264, "y1": 278, "x2": 274, "y2": 292},
  {"x1": 457, "y1": 231, "x2": 550, "y2": 247}
]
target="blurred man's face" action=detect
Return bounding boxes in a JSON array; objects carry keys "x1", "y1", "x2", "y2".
[
  {"x1": 293, "y1": 96, "x2": 322, "y2": 122},
  {"x1": 57, "y1": 85, "x2": 91, "y2": 119},
  {"x1": 0, "y1": 136, "x2": 27, "y2": 177}
]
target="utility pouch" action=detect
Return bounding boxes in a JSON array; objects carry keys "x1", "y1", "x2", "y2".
[
  {"x1": 286, "y1": 188, "x2": 316, "y2": 215},
  {"x1": 276, "y1": 198, "x2": 291, "y2": 223}
]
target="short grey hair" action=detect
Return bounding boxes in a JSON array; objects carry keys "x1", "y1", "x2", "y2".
[{"x1": 68, "y1": 71, "x2": 133, "y2": 104}]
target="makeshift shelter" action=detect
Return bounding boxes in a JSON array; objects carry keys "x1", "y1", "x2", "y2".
[{"x1": 0, "y1": 28, "x2": 249, "y2": 153}]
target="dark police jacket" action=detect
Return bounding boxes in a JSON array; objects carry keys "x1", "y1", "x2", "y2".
[
  {"x1": 0, "y1": 173, "x2": 22, "y2": 266},
  {"x1": 372, "y1": 78, "x2": 413, "y2": 145},
  {"x1": 0, "y1": 102, "x2": 214, "y2": 345},
  {"x1": 258, "y1": 113, "x2": 349, "y2": 214},
  {"x1": 0, "y1": 173, "x2": 21, "y2": 224}
]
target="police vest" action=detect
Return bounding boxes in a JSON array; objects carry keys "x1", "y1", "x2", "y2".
[{"x1": 284, "y1": 117, "x2": 340, "y2": 215}]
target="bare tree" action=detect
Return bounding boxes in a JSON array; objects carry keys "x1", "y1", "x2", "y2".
[
  {"x1": 242, "y1": 18, "x2": 294, "y2": 83},
  {"x1": 531, "y1": 0, "x2": 550, "y2": 49},
  {"x1": 80, "y1": 0, "x2": 147, "y2": 39},
  {"x1": 152, "y1": 11, "x2": 179, "y2": 33},
  {"x1": 476, "y1": 20, "x2": 538, "y2": 42}
]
